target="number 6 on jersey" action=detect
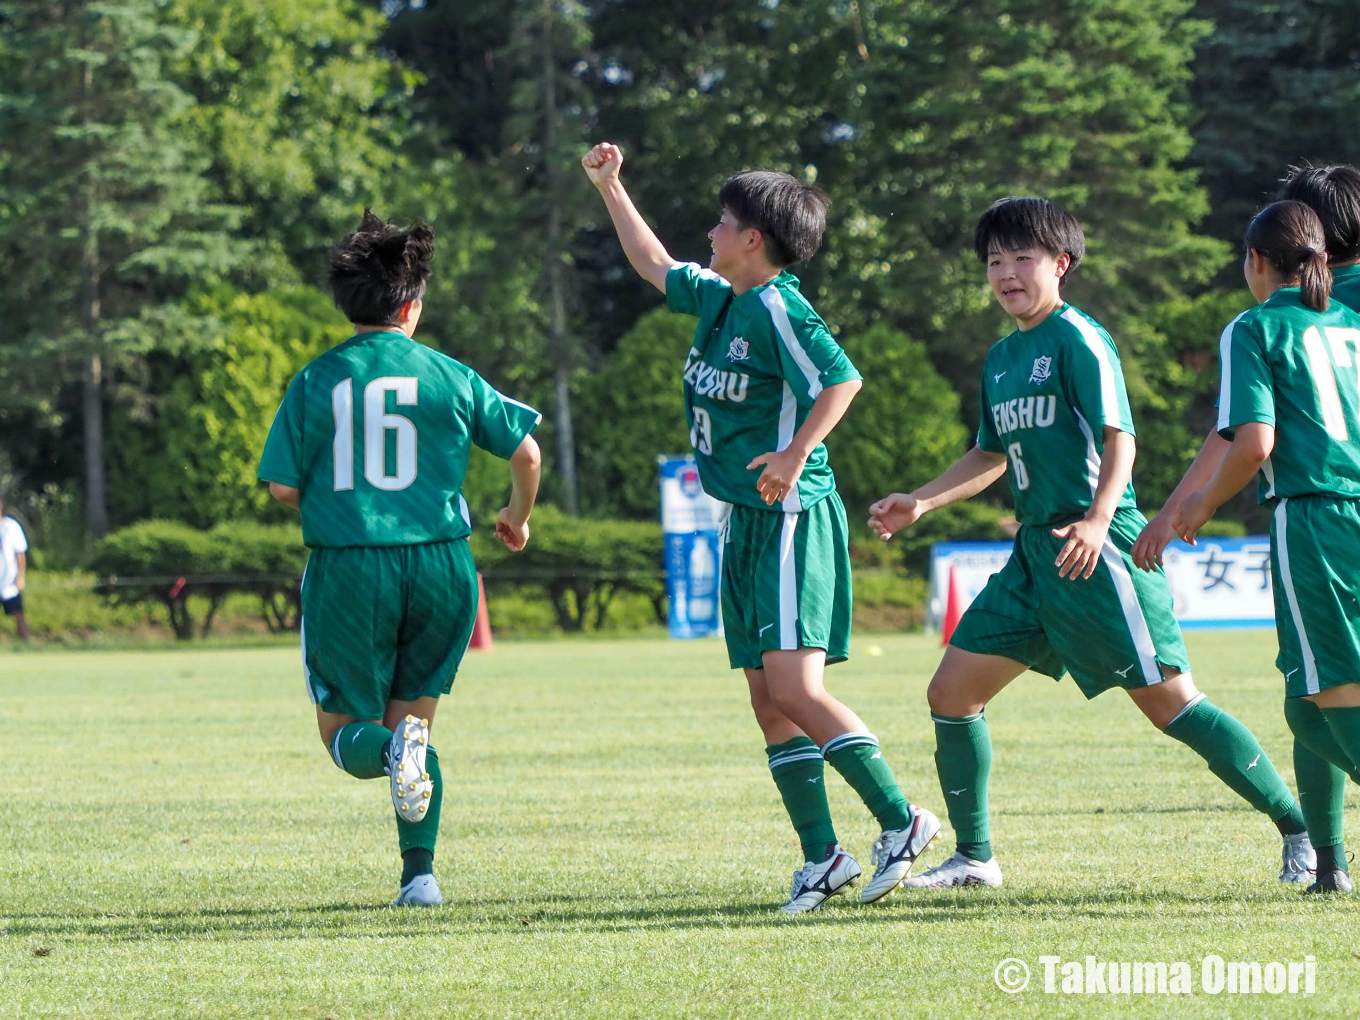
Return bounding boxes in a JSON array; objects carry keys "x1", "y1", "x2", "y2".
[{"x1": 332, "y1": 376, "x2": 419, "y2": 491}]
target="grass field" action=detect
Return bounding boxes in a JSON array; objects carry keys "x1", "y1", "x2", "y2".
[{"x1": 1, "y1": 633, "x2": 1357, "y2": 1019}]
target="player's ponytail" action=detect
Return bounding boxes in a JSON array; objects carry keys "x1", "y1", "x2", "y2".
[{"x1": 1244, "y1": 200, "x2": 1332, "y2": 312}]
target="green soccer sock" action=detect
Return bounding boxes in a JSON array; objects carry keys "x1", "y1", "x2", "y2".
[
  {"x1": 767, "y1": 737, "x2": 838, "y2": 863},
  {"x1": 932, "y1": 713, "x2": 992, "y2": 862},
  {"x1": 1291, "y1": 738, "x2": 1347, "y2": 853},
  {"x1": 330, "y1": 721, "x2": 393, "y2": 780},
  {"x1": 821, "y1": 732, "x2": 913, "y2": 832},
  {"x1": 1285, "y1": 697, "x2": 1360, "y2": 780},
  {"x1": 396, "y1": 745, "x2": 443, "y2": 857},
  {"x1": 1164, "y1": 697, "x2": 1303, "y2": 833},
  {"x1": 401, "y1": 848, "x2": 434, "y2": 885},
  {"x1": 1285, "y1": 697, "x2": 1353, "y2": 853},
  {"x1": 1321, "y1": 705, "x2": 1360, "y2": 779}
]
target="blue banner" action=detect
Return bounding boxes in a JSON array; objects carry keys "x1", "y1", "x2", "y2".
[{"x1": 658, "y1": 456, "x2": 724, "y2": 639}]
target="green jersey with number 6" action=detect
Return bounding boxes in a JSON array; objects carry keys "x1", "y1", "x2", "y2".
[
  {"x1": 1217, "y1": 287, "x2": 1360, "y2": 501},
  {"x1": 666, "y1": 262, "x2": 861, "y2": 513},
  {"x1": 976, "y1": 304, "x2": 1138, "y2": 528},
  {"x1": 258, "y1": 330, "x2": 541, "y2": 548}
]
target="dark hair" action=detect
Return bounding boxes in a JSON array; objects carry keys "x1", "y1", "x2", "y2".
[
  {"x1": 1245, "y1": 200, "x2": 1331, "y2": 312},
  {"x1": 974, "y1": 197, "x2": 1086, "y2": 289},
  {"x1": 717, "y1": 170, "x2": 829, "y2": 267},
  {"x1": 328, "y1": 210, "x2": 435, "y2": 325},
  {"x1": 1278, "y1": 163, "x2": 1360, "y2": 265}
]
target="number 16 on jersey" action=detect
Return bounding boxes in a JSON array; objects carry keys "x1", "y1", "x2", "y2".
[{"x1": 332, "y1": 376, "x2": 419, "y2": 491}]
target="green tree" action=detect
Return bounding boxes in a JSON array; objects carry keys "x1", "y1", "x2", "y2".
[
  {"x1": 163, "y1": 0, "x2": 409, "y2": 274},
  {"x1": 1188, "y1": 0, "x2": 1360, "y2": 248},
  {"x1": 576, "y1": 308, "x2": 691, "y2": 519},
  {"x1": 106, "y1": 286, "x2": 342, "y2": 526},
  {"x1": 0, "y1": 0, "x2": 251, "y2": 536},
  {"x1": 825, "y1": 325, "x2": 970, "y2": 523}
]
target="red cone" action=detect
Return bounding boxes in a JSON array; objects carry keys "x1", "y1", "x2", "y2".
[
  {"x1": 941, "y1": 563, "x2": 965, "y2": 646},
  {"x1": 469, "y1": 572, "x2": 494, "y2": 651}
]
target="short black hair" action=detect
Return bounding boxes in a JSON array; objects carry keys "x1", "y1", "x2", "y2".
[
  {"x1": 717, "y1": 170, "x2": 829, "y2": 267},
  {"x1": 1278, "y1": 163, "x2": 1360, "y2": 265},
  {"x1": 974, "y1": 197, "x2": 1086, "y2": 285},
  {"x1": 328, "y1": 210, "x2": 435, "y2": 325}
]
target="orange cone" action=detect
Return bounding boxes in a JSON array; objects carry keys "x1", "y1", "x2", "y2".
[
  {"x1": 941, "y1": 563, "x2": 965, "y2": 646},
  {"x1": 469, "y1": 572, "x2": 494, "y2": 651}
]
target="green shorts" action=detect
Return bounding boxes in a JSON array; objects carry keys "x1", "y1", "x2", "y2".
[
  {"x1": 721, "y1": 492, "x2": 852, "y2": 670},
  {"x1": 950, "y1": 508, "x2": 1190, "y2": 699},
  {"x1": 1271, "y1": 496, "x2": 1360, "y2": 697},
  {"x1": 301, "y1": 539, "x2": 479, "y2": 719}
]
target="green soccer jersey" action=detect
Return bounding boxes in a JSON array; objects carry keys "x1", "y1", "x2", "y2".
[
  {"x1": 258, "y1": 330, "x2": 541, "y2": 547},
  {"x1": 976, "y1": 304, "x2": 1138, "y2": 527},
  {"x1": 666, "y1": 262, "x2": 861, "y2": 512},
  {"x1": 1216, "y1": 287, "x2": 1360, "y2": 502},
  {"x1": 1332, "y1": 264, "x2": 1360, "y2": 312}
]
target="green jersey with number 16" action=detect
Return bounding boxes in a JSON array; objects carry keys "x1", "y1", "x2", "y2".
[
  {"x1": 1217, "y1": 287, "x2": 1360, "y2": 502},
  {"x1": 976, "y1": 304, "x2": 1138, "y2": 528},
  {"x1": 667, "y1": 262, "x2": 861, "y2": 513},
  {"x1": 258, "y1": 330, "x2": 541, "y2": 548}
]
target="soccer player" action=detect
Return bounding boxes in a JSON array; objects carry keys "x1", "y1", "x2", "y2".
[
  {"x1": 0, "y1": 491, "x2": 30, "y2": 641},
  {"x1": 1171, "y1": 200, "x2": 1360, "y2": 894},
  {"x1": 1133, "y1": 163, "x2": 1360, "y2": 571},
  {"x1": 581, "y1": 142, "x2": 940, "y2": 913},
  {"x1": 868, "y1": 197, "x2": 1312, "y2": 889},
  {"x1": 259, "y1": 212, "x2": 542, "y2": 907}
]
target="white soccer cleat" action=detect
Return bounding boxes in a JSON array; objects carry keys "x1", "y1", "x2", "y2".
[
  {"x1": 1279, "y1": 832, "x2": 1316, "y2": 884},
  {"x1": 860, "y1": 805, "x2": 943, "y2": 903},
  {"x1": 393, "y1": 874, "x2": 443, "y2": 907},
  {"x1": 389, "y1": 715, "x2": 433, "y2": 824},
  {"x1": 903, "y1": 851, "x2": 1003, "y2": 889},
  {"x1": 780, "y1": 846, "x2": 862, "y2": 914}
]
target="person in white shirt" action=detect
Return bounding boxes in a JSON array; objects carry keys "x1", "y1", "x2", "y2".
[{"x1": 0, "y1": 492, "x2": 30, "y2": 641}]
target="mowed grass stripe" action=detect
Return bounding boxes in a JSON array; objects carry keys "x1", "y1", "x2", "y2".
[{"x1": 1, "y1": 634, "x2": 1357, "y2": 1019}]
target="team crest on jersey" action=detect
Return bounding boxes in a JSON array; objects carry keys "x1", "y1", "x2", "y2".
[
  {"x1": 1029, "y1": 355, "x2": 1053, "y2": 385},
  {"x1": 727, "y1": 337, "x2": 750, "y2": 362}
]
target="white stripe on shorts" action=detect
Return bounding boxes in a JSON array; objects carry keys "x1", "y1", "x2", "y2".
[
  {"x1": 1099, "y1": 537, "x2": 1162, "y2": 685},
  {"x1": 1274, "y1": 498, "x2": 1321, "y2": 695},
  {"x1": 778, "y1": 512, "x2": 800, "y2": 650}
]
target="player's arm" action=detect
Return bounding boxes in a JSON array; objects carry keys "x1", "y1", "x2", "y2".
[
  {"x1": 1172, "y1": 317, "x2": 1275, "y2": 544},
  {"x1": 1051, "y1": 426, "x2": 1134, "y2": 580},
  {"x1": 269, "y1": 482, "x2": 301, "y2": 510},
  {"x1": 1172, "y1": 423, "x2": 1274, "y2": 544},
  {"x1": 14, "y1": 550, "x2": 24, "y2": 591},
  {"x1": 496, "y1": 435, "x2": 542, "y2": 552},
  {"x1": 1131, "y1": 429, "x2": 1230, "y2": 570},
  {"x1": 581, "y1": 143, "x2": 678, "y2": 293},
  {"x1": 747, "y1": 378, "x2": 861, "y2": 505},
  {"x1": 868, "y1": 446, "x2": 1008, "y2": 541}
]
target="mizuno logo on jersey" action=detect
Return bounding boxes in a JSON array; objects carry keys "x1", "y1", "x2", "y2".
[
  {"x1": 684, "y1": 349, "x2": 750, "y2": 402},
  {"x1": 990, "y1": 394, "x2": 1057, "y2": 436}
]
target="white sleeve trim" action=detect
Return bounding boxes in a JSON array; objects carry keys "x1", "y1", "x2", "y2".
[
  {"x1": 496, "y1": 389, "x2": 543, "y2": 426},
  {"x1": 1061, "y1": 308, "x2": 1120, "y2": 427},
  {"x1": 1215, "y1": 310, "x2": 1251, "y2": 433},
  {"x1": 760, "y1": 286, "x2": 824, "y2": 400}
]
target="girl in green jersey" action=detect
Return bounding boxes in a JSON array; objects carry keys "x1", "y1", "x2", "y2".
[
  {"x1": 1174, "y1": 200, "x2": 1360, "y2": 894},
  {"x1": 871, "y1": 198, "x2": 1309, "y2": 890}
]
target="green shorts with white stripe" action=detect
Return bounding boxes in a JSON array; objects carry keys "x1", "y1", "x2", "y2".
[
  {"x1": 721, "y1": 492, "x2": 852, "y2": 670},
  {"x1": 301, "y1": 539, "x2": 479, "y2": 719},
  {"x1": 1270, "y1": 495, "x2": 1360, "y2": 697},
  {"x1": 949, "y1": 507, "x2": 1190, "y2": 699}
]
